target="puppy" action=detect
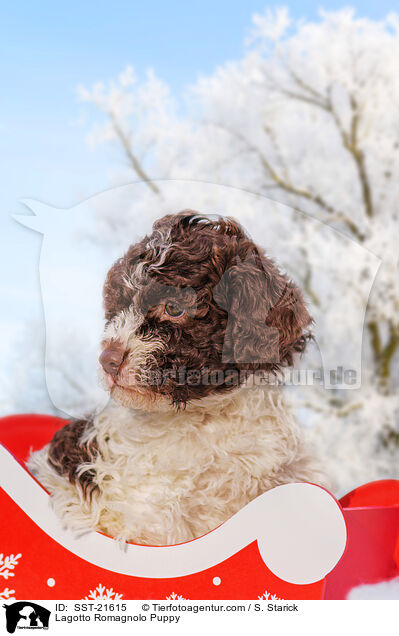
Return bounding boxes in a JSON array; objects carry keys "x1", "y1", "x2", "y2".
[{"x1": 28, "y1": 211, "x2": 327, "y2": 545}]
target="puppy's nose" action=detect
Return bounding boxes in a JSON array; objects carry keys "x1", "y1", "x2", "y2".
[{"x1": 99, "y1": 344, "x2": 125, "y2": 378}]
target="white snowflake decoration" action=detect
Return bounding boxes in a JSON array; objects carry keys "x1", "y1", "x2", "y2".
[
  {"x1": 82, "y1": 584, "x2": 123, "y2": 600},
  {"x1": 0, "y1": 552, "x2": 21, "y2": 601},
  {"x1": 165, "y1": 592, "x2": 188, "y2": 600},
  {"x1": 0, "y1": 553, "x2": 22, "y2": 580},
  {"x1": 258, "y1": 590, "x2": 284, "y2": 600},
  {"x1": 0, "y1": 587, "x2": 16, "y2": 601}
]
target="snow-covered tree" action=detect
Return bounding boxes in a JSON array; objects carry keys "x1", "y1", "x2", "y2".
[{"x1": 195, "y1": 8, "x2": 399, "y2": 388}]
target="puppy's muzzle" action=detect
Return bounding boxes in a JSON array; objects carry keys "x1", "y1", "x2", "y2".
[{"x1": 99, "y1": 344, "x2": 125, "y2": 378}]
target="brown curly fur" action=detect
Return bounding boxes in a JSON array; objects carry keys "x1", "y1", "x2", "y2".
[
  {"x1": 102, "y1": 210, "x2": 312, "y2": 407},
  {"x1": 47, "y1": 419, "x2": 99, "y2": 497}
]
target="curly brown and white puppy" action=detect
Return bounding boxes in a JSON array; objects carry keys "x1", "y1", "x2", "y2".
[{"x1": 28, "y1": 211, "x2": 327, "y2": 544}]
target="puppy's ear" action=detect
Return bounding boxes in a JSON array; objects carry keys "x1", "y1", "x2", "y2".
[{"x1": 213, "y1": 250, "x2": 312, "y2": 369}]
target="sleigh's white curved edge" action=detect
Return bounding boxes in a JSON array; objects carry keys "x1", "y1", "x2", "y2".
[{"x1": 0, "y1": 444, "x2": 346, "y2": 584}]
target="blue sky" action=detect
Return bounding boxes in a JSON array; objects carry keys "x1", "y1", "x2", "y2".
[
  {"x1": 1, "y1": 0, "x2": 397, "y2": 350},
  {"x1": 2, "y1": 1, "x2": 397, "y2": 207}
]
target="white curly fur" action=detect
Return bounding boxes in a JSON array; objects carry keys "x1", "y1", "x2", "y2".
[{"x1": 27, "y1": 380, "x2": 328, "y2": 545}]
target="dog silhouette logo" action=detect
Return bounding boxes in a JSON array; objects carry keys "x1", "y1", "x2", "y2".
[{"x1": 2, "y1": 602, "x2": 50, "y2": 633}]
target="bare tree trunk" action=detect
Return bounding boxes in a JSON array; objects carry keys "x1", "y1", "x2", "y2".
[{"x1": 368, "y1": 320, "x2": 399, "y2": 390}]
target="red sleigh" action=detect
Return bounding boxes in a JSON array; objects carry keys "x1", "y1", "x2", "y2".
[{"x1": 0, "y1": 414, "x2": 398, "y2": 600}]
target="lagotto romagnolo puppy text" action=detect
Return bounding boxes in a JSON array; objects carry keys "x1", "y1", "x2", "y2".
[{"x1": 28, "y1": 211, "x2": 328, "y2": 545}]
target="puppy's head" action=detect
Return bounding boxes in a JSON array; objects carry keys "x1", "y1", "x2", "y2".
[{"x1": 100, "y1": 211, "x2": 312, "y2": 410}]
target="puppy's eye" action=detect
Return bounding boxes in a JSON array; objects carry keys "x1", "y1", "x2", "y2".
[{"x1": 164, "y1": 302, "x2": 185, "y2": 318}]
